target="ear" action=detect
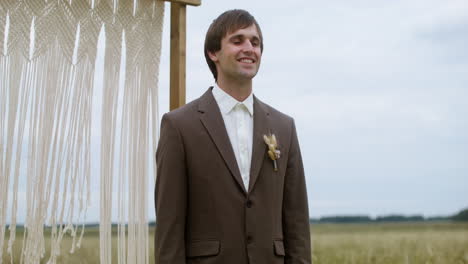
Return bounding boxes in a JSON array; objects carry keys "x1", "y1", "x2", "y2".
[{"x1": 208, "y1": 51, "x2": 219, "y2": 63}]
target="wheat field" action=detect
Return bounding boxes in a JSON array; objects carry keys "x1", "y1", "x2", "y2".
[{"x1": 2, "y1": 222, "x2": 468, "y2": 263}]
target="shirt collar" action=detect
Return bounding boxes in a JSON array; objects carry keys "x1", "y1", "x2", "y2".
[{"x1": 212, "y1": 83, "x2": 254, "y2": 116}]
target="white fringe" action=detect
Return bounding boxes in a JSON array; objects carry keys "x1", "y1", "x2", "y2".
[{"x1": 0, "y1": 0, "x2": 164, "y2": 263}]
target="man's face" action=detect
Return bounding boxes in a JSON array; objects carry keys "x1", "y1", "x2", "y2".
[{"x1": 209, "y1": 24, "x2": 262, "y2": 82}]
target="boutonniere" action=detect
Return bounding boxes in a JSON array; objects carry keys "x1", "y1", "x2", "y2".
[{"x1": 263, "y1": 133, "x2": 281, "y2": 171}]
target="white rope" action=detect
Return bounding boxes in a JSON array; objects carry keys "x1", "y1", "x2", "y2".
[{"x1": 0, "y1": 0, "x2": 164, "y2": 263}]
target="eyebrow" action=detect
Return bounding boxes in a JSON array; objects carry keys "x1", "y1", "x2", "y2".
[{"x1": 229, "y1": 34, "x2": 260, "y2": 42}]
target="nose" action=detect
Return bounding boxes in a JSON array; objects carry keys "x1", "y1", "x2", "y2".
[{"x1": 241, "y1": 40, "x2": 254, "y2": 53}]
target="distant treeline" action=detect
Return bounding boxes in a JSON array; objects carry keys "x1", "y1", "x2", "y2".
[
  {"x1": 8, "y1": 209, "x2": 468, "y2": 228},
  {"x1": 312, "y1": 215, "x2": 431, "y2": 223},
  {"x1": 310, "y1": 208, "x2": 468, "y2": 223}
]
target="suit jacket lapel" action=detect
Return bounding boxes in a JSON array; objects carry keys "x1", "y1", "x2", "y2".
[
  {"x1": 198, "y1": 88, "x2": 247, "y2": 194},
  {"x1": 248, "y1": 96, "x2": 270, "y2": 193}
]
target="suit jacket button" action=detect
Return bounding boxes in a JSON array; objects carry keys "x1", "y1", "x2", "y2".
[
  {"x1": 247, "y1": 235, "x2": 253, "y2": 244},
  {"x1": 246, "y1": 200, "x2": 253, "y2": 208}
]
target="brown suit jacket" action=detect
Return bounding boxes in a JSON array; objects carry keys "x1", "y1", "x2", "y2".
[{"x1": 155, "y1": 88, "x2": 311, "y2": 264}]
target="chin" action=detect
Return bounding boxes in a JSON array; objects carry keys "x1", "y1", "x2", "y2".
[{"x1": 239, "y1": 71, "x2": 258, "y2": 80}]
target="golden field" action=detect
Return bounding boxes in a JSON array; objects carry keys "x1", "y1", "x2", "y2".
[{"x1": 2, "y1": 221, "x2": 468, "y2": 263}]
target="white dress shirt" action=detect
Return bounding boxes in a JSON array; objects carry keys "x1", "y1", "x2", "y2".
[{"x1": 212, "y1": 84, "x2": 254, "y2": 190}]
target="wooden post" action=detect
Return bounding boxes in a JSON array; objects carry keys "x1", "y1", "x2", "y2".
[
  {"x1": 169, "y1": 3, "x2": 186, "y2": 110},
  {"x1": 162, "y1": 0, "x2": 201, "y2": 110}
]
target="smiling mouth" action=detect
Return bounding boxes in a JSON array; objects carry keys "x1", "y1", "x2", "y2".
[{"x1": 238, "y1": 58, "x2": 255, "y2": 64}]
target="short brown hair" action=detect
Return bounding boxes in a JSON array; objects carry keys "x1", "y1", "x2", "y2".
[{"x1": 204, "y1": 9, "x2": 264, "y2": 81}]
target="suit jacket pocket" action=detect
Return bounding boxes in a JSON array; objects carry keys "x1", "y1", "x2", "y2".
[
  {"x1": 273, "y1": 240, "x2": 285, "y2": 256},
  {"x1": 187, "y1": 240, "x2": 220, "y2": 257}
]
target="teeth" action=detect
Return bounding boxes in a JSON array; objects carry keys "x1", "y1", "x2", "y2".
[{"x1": 240, "y1": 59, "x2": 254, "y2": 63}]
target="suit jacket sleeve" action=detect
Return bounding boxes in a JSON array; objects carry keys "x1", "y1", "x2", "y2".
[
  {"x1": 155, "y1": 113, "x2": 187, "y2": 264},
  {"x1": 283, "y1": 120, "x2": 312, "y2": 264}
]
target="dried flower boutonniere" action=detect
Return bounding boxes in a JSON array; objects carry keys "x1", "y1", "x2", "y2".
[{"x1": 263, "y1": 133, "x2": 281, "y2": 171}]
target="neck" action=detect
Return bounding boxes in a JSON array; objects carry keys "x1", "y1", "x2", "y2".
[{"x1": 216, "y1": 77, "x2": 252, "y2": 102}]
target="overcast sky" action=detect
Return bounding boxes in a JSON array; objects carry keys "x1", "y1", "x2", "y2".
[
  {"x1": 6, "y1": 0, "x2": 468, "y2": 224},
  {"x1": 155, "y1": 0, "x2": 468, "y2": 218}
]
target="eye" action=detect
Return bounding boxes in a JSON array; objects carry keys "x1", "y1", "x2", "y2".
[
  {"x1": 251, "y1": 38, "x2": 260, "y2": 47},
  {"x1": 231, "y1": 38, "x2": 242, "y2": 45}
]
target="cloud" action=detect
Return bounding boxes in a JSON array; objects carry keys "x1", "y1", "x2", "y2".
[{"x1": 4, "y1": 0, "x2": 467, "y2": 222}]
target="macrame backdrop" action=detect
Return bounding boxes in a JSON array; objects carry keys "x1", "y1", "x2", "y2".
[{"x1": 0, "y1": 0, "x2": 164, "y2": 263}]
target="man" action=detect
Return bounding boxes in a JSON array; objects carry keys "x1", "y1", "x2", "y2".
[{"x1": 155, "y1": 9, "x2": 311, "y2": 264}]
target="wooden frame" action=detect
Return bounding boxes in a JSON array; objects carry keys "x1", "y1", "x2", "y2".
[
  {"x1": 161, "y1": 0, "x2": 201, "y2": 110},
  {"x1": 164, "y1": 0, "x2": 201, "y2": 6}
]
